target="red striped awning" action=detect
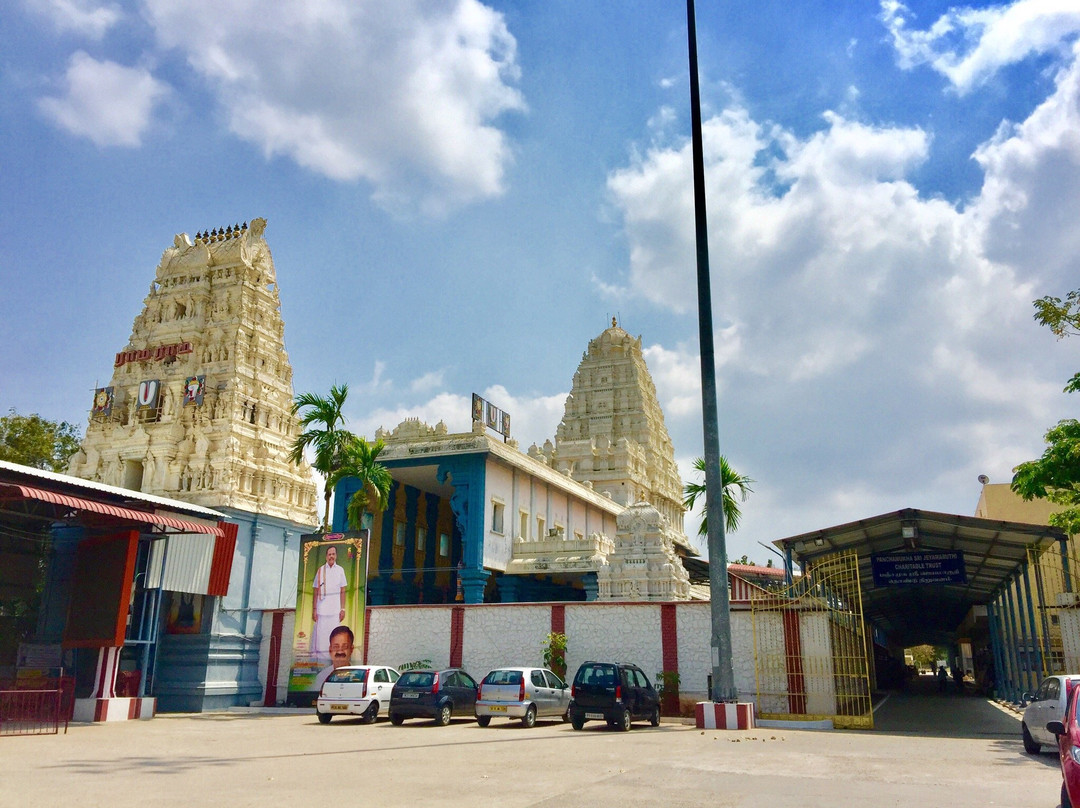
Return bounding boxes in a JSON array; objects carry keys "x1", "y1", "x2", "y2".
[{"x1": 0, "y1": 483, "x2": 224, "y2": 536}]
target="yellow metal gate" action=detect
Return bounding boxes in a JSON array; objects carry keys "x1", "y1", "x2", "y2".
[
  {"x1": 750, "y1": 550, "x2": 874, "y2": 729},
  {"x1": 1022, "y1": 544, "x2": 1080, "y2": 678}
]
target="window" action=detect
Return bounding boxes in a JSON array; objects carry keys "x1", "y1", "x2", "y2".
[
  {"x1": 531, "y1": 670, "x2": 546, "y2": 688},
  {"x1": 491, "y1": 500, "x2": 505, "y2": 534},
  {"x1": 394, "y1": 521, "x2": 406, "y2": 546},
  {"x1": 439, "y1": 532, "x2": 450, "y2": 557},
  {"x1": 543, "y1": 670, "x2": 565, "y2": 689},
  {"x1": 536, "y1": 516, "x2": 545, "y2": 540},
  {"x1": 519, "y1": 511, "x2": 529, "y2": 540},
  {"x1": 374, "y1": 668, "x2": 388, "y2": 683},
  {"x1": 417, "y1": 527, "x2": 427, "y2": 552}
]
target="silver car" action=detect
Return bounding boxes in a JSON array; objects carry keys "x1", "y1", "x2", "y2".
[{"x1": 475, "y1": 667, "x2": 571, "y2": 728}]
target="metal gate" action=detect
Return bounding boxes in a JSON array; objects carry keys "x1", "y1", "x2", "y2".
[
  {"x1": 750, "y1": 550, "x2": 873, "y2": 729},
  {"x1": 1022, "y1": 544, "x2": 1080, "y2": 678}
]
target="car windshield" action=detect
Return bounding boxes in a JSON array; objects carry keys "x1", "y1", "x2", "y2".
[
  {"x1": 483, "y1": 670, "x2": 523, "y2": 685},
  {"x1": 327, "y1": 669, "x2": 367, "y2": 684},
  {"x1": 399, "y1": 671, "x2": 435, "y2": 687}
]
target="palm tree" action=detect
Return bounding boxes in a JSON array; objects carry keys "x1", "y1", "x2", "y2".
[
  {"x1": 331, "y1": 436, "x2": 393, "y2": 531},
  {"x1": 289, "y1": 383, "x2": 355, "y2": 529},
  {"x1": 682, "y1": 455, "x2": 754, "y2": 538}
]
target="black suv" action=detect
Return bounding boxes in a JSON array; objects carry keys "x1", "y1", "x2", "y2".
[{"x1": 568, "y1": 661, "x2": 660, "y2": 731}]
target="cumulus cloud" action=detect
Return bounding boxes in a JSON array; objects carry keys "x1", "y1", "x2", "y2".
[
  {"x1": 37, "y1": 52, "x2": 169, "y2": 147},
  {"x1": 140, "y1": 0, "x2": 525, "y2": 215},
  {"x1": 600, "y1": 39, "x2": 1080, "y2": 547},
  {"x1": 881, "y1": 0, "x2": 1080, "y2": 93},
  {"x1": 25, "y1": 0, "x2": 122, "y2": 39}
]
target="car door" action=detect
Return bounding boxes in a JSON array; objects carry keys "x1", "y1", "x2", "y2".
[
  {"x1": 530, "y1": 669, "x2": 552, "y2": 715},
  {"x1": 543, "y1": 669, "x2": 570, "y2": 715},
  {"x1": 619, "y1": 667, "x2": 639, "y2": 717},
  {"x1": 456, "y1": 671, "x2": 478, "y2": 711},
  {"x1": 634, "y1": 668, "x2": 659, "y2": 715},
  {"x1": 369, "y1": 667, "x2": 393, "y2": 706},
  {"x1": 1033, "y1": 678, "x2": 1059, "y2": 745}
]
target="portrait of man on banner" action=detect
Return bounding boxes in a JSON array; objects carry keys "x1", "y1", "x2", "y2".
[{"x1": 288, "y1": 532, "x2": 367, "y2": 703}]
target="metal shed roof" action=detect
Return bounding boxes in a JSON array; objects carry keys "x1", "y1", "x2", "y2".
[{"x1": 775, "y1": 508, "x2": 1067, "y2": 647}]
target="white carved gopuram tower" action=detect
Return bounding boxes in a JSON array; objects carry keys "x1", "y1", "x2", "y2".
[
  {"x1": 70, "y1": 218, "x2": 316, "y2": 525},
  {"x1": 67, "y1": 218, "x2": 318, "y2": 712},
  {"x1": 533, "y1": 319, "x2": 691, "y2": 551}
]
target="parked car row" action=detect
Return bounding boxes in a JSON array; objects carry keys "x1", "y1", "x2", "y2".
[
  {"x1": 315, "y1": 660, "x2": 661, "y2": 732},
  {"x1": 1021, "y1": 674, "x2": 1080, "y2": 808}
]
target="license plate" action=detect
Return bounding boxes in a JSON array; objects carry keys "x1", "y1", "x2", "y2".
[
  {"x1": 403, "y1": 692, "x2": 420, "y2": 699},
  {"x1": 330, "y1": 704, "x2": 349, "y2": 712},
  {"x1": 489, "y1": 705, "x2": 506, "y2": 712},
  {"x1": 585, "y1": 712, "x2": 604, "y2": 720}
]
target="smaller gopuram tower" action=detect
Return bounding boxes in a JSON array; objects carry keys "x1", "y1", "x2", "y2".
[
  {"x1": 67, "y1": 218, "x2": 318, "y2": 711},
  {"x1": 532, "y1": 319, "x2": 690, "y2": 550}
]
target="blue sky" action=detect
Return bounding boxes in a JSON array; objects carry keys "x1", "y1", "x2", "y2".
[{"x1": 2, "y1": 0, "x2": 1079, "y2": 563}]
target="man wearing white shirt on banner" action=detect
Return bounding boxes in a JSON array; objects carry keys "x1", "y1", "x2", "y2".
[{"x1": 312, "y1": 545, "x2": 348, "y2": 660}]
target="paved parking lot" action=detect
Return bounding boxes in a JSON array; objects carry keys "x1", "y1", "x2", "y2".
[{"x1": 0, "y1": 700, "x2": 1065, "y2": 808}]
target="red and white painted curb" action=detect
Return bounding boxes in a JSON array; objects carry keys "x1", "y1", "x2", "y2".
[{"x1": 695, "y1": 701, "x2": 755, "y2": 730}]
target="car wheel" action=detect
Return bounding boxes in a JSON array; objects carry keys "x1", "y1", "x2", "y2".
[
  {"x1": 562, "y1": 706, "x2": 571, "y2": 723},
  {"x1": 1022, "y1": 722, "x2": 1041, "y2": 754},
  {"x1": 521, "y1": 705, "x2": 537, "y2": 729},
  {"x1": 617, "y1": 709, "x2": 631, "y2": 732},
  {"x1": 477, "y1": 715, "x2": 492, "y2": 727},
  {"x1": 1064, "y1": 781, "x2": 1074, "y2": 808},
  {"x1": 436, "y1": 703, "x2": 452, "y2": 726},
  {"x1": 317, "y1": 712, "x2": 332, "y2": 725},
  {"x1": 389, "y1": 711, "x2": 404, "y2": 726},
  {"x1": 571, "y1": 714, "x2": 584, "y2": 731},
  {"x1": 361, "y1": 702, "x2": 379, "y2": 724},
  {"x1": 650, "y1": 705, "x2": 660, "y2": 727}
]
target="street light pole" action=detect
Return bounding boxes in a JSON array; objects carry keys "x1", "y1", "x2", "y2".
[{"x1": 686, "y1": 0, "x2": 737, "y2": 702}]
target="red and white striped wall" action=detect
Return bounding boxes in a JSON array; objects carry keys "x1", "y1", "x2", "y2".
[{"x1": 695, "y1": 701, "x2": 755, "y2": 730}]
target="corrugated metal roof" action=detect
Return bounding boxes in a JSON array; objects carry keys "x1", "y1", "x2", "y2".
[
  {"x1": 0, "y1": 482, "x2": 223, "y2": 536},
  {"x1": 0, "y1": 459, "x2": 223, "y2": 518}
]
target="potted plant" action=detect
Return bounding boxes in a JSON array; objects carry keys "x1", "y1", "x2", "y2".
[
  {"x1": 542, "y1": 632, "x2": 568, "y2": 680},
  {"x1": 656, "y1": 670, "x2": 681, "y2": 716}
]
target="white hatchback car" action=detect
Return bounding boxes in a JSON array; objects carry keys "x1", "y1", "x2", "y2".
[
  {"x1": 1022, "y1": 674, "x2": 1080, "y2": 753},
  {"x1": 316, "y1": 665, "x2": 400, "y2": 724}
]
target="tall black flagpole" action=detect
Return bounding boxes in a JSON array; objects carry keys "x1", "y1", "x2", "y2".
[{"x1": 686, "y1": 0, "x2": 736, "y2": 702}]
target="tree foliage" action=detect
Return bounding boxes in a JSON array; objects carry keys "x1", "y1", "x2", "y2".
[
  {"x1": 908, "y1": 644, "x2": 943, "y2": 670},
  {"x1": 0, "y1": 409, "x2": 81, "y2": 472},
  {"x1": 289, "y1": 384, "x2": 359, "y2": 529},
  {"x1": 335, "y1": 436, "x2": 393, "y2": 532},
  {"x1": 683, "y1": 455, "x2": 754, "y2": 538},
  {"x1": 1012, "y1": 290, "x2": 1080, "y2": 535}
]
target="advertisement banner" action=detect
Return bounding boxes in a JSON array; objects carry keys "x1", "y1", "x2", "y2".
[{"x1": 288, "y1": 531, "x2": 368, "y2": 704}]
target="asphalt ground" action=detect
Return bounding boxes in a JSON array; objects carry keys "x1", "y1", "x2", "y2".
[{"x1": 0, "y1": 688, "x2": 1065, "y2": 808}]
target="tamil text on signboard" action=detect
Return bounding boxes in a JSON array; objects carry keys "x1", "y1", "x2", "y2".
[{"x1": 871, "y1": 551, "x2": 966, "y2": 586}]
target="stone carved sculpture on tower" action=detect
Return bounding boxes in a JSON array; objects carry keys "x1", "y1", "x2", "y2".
[
  {"x1": 530, "y1": 318, "x2": 692, "y2": 552},
  {"x1": 69, "y1": 219, "x2": 317, "y2": 525},
  {"x1": 596, "y1": 501, "x2": 691, "y2": 601}
]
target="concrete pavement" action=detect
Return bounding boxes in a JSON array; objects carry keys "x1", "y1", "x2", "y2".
[{"x1": 0, "y1": 695, "x2": 1065, "y2": 808}]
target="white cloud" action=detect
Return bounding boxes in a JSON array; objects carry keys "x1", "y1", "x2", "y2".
[
  {"x1": 882, "y1": 0, "x2": 1080, "y2": 93},
  {"x1": 601, "y1": 42, "x2": 1080, "y2": 546},
  {"x1": 37, "y1": 52, "x2": 169, "y2": 147},
  {"x1": 25, "y1": 0, "x2": 122, "y2": 39},
  {"x1": 140, "y1": 0, "x2": 525, "y2": 214},
  {"x1": 410, "y1": 370, "x2": 446, "y2": 394}
]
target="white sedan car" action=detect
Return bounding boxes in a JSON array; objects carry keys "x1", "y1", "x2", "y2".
[
  {"x1": 1022, "y1": 674, "x2": 1080, "y2": 753},
  {"x1": 316, "y1": 665, "x2": 400, "y2": 724}
]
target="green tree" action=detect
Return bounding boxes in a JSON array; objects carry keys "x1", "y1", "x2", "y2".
[
  {"x1": 334, "y1": 436, "x2": 393, "y2": 532},
  {"x1": 908, "y1": 644, "x2": 943, "y2": 671},
  {"x1": 1012, "y1": 289, "x2": 1080, "y2": 535},
  {"x1": 682, "y1": 455, "x2": 754, "y2": 539},
  {"x1": 289, "y1": 384, "x2": 357, "y2": 529},
  {"x1": 0, "y1": 409, "x2": 81, "y2": 471}
]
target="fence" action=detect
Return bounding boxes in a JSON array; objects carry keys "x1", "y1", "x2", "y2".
[{"x1": 0, "y1": 688, "x2": 67, "y2": 736}]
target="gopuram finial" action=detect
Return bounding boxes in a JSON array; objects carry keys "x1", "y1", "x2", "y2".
[{"x1": 612, "y1": 316, "x2": 617, "y2": 328}]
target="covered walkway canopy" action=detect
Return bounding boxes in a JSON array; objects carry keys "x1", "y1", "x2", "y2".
[{"x1": 775, "y1": 508, "x2": 1067, "y2": 647}]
